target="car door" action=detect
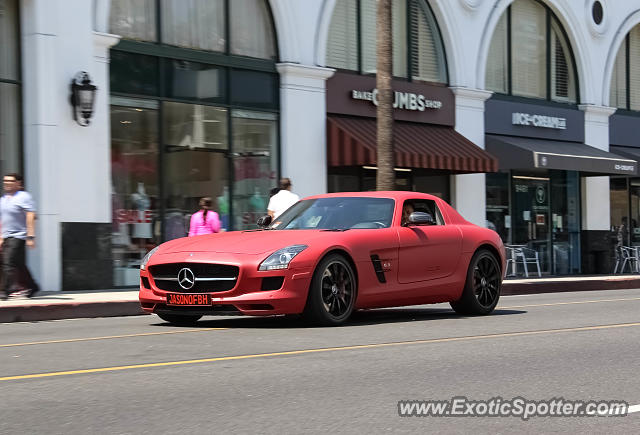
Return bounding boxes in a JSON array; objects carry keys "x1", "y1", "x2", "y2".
[{"x1": 397, "y1": 199, "x2": 462, "y2": 283}]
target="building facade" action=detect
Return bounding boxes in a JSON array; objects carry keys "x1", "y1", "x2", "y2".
[{"x1": 4, "y1": 0, "x2": 640, "y2": 290}]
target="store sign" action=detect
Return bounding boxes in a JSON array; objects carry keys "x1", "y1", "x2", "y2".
[
  {"x1": 327, "y1": 72, "x2": 455, "y2": 125},
  {"x1": 485, "y1": 99, "x2": 583, "y2": 142},
  {"x1": 351, "y1": 89, "x2": 443, "y2": 111},
  {"x1": 512, "y1": 112, "x2": 566, "y2": 130}
]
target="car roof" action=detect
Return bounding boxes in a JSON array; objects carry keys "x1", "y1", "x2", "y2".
[{"x1": 302, "y1": 191, "x2": 441, "y2": 201}]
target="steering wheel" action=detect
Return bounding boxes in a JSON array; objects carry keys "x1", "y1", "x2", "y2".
[{"x1": 372, "y1": 221, "x2": 387, "y2": 228}]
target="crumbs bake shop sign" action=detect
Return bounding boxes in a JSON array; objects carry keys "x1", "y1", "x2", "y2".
[{"x1": 351, "y1": 88, "x2": 442, "y2": 112}]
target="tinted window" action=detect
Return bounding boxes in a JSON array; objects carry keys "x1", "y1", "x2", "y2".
[
  {"x1": 164, "y1": 60, "x2": 225, "y2": 103},
  {"x1": 402, "y1": 199, "x2": 445, "y2": 225},
  {"x1": 230, "y1": 70, "x2": 278, "y2": 109},
  {"x1": 110, "y1": 51, "x2": 159, "y2": 96},
  {"x1": 272, "y1": 197, "x2": 394, "y2": 230}
]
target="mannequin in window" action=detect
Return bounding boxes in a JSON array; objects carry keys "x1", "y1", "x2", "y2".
[
  {"x1": 131, "y1": 182, "x2": 152, "y2": 240},
  {"x1": 217, "y1": 186, "x2": 229, "y2": 231}
]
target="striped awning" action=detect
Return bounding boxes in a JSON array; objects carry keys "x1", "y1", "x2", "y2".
[{"x1": 327, "y1": 115, "x2": 498, "y2": 173}]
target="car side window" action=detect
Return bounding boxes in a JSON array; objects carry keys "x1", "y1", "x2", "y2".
[{"x1": 403, "y1": 199, "x2": 444, "y2": 226}]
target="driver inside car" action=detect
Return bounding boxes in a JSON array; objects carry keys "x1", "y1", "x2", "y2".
[{"x1": 401, "y1": 202, "x2": 414, "y2": 226}]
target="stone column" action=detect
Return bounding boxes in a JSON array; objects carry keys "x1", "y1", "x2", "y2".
[
  {"x1": 578, "y1": 104, "x2": 616, "y2": 231},
  {"x1": 578, "y1": 104, "x2": 616, "y2": 274},
  {"x1": 449, "y1": 87, "x2": 493, "y2": 226},
  {"x1": 21, "y1": 0, "x2": 61, "y2": 291},
  {"x1": 276, "y1": 63, "x2": 334, "y2": 198}
]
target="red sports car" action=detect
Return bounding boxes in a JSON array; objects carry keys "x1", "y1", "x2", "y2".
[{"x1": 139, "y1": 192, "x2": 506, "y2": 326}]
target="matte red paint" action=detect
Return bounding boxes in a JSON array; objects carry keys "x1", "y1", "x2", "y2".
[{"x1": 139, "y1": 192, "x2": 506, "y2": 317}]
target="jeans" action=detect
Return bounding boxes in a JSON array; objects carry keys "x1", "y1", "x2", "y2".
[{"x1": 1, "y1": 237, "x2": 38, "y2": 294}]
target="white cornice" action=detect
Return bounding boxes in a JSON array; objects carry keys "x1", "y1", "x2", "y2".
[
  {"x1": 276, "y1": 63, "x2": 335, "y2": 80},
  {"x1": 578, "y1": 104, "x2": 617, "y2": 117}
]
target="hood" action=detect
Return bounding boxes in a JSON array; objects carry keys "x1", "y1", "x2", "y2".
[{"x1": 158, "y1": 230, "x2": 340, "y2": 255}]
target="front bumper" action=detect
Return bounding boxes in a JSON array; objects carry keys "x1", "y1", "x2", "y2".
[{"x1": 139, "y1": 254, "x2": 313, "y2": 316}]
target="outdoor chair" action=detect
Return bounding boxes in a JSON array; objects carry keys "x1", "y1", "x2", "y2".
[
  {"x1": 512, "y1": 246, "x2": 542, "y2": 278},
  {"x1": 614, "y1": 246, "x2": 639, "y2": 274}
]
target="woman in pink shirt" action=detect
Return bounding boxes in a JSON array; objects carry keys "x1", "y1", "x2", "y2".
[{"x1": 188, "y1": 197, "x2": 221, "y2": 236}]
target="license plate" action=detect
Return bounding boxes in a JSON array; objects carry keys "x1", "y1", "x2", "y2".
[{"x1": 166, "y1": 293, "x2": 212, "y2": 306}]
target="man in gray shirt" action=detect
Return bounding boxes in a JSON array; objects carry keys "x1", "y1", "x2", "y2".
[{"x1": 0, "y1": 173, "x2": 39, "y2": 299}]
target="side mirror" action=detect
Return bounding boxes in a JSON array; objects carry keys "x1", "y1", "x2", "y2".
[
  {"x1": 407, "y1": 211, "x2": 434, "y2": 226},
  {"x1": 257, "y1": 215, "x2": 272, "y2": 227}
]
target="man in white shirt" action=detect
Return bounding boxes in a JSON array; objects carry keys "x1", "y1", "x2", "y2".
[{"x1": 267, "y1": 178, "x2": 299, "y2": 219}]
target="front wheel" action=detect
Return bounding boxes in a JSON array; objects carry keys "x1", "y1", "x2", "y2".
[
  {"x1": 450, "y1": 249, "x2": 501, "y2": 315},
  {"x1": 156, "y1": 313, "x2": 203, "y2": 326},
  {"x1": 303, "y1": 254, "x2": 357, "y2": 326}
]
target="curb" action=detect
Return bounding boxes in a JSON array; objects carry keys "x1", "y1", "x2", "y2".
[
  {"x1": 502, "y1": 277, "x2": 640, "y2": 296},
  {"x1": 0, "y1": 301, "x2": 147, "y2": 323},
  {"x1": 1, "y1": 278, "x2": 639, "y2": 323}
]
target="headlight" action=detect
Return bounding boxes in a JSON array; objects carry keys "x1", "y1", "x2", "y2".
[
  {"x1": 140, "y1": 246, "x2": 160, "y2": 271},
  {"x1": 259, "y1": 245, "x2": 308, "y2": 271}
]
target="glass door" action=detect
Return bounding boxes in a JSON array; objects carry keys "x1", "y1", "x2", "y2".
[
  {"x1": 550, "y1": 170, "x2": 580, "y2": 274},
  {"x1": 512, "y1": 173, "x2": 551, "y2": 274}
]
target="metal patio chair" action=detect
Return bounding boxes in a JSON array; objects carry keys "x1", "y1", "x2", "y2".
[
  {"x1": 513, "y1": 246, "x2": 542, "y2": 278},
  {"x1": 616, "y1": 246, "x2": 639, "y2": 274}
]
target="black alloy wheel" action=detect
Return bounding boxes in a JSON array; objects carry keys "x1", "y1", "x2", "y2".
[
  {"x1": 450, "y1": 250, "x2": 501, "y2": 315},
  {"x1": 304, "y1": 254, "x2": 357, "y2": 326},
  {"x1": 473, "y1": 254, "x2": 501, "y2": 308}
]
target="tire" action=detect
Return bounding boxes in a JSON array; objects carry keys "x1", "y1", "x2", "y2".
[
  {"x1": 156, "y1": 313, "x2": 203, "y2": 326},
  {"x1": 450, "y1": 249, "x2": 501, "y2": 315},
  {"x1": 303, "y1": 253, "x2": 357, "y2": 326}
]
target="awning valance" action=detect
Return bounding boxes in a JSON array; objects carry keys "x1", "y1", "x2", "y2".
[
  {"x1": 486, "y1": 135, "x2": 637, "y2": 175},
  {"x1": 327, "y1": 115, "x2": 498, "y2": 173}
]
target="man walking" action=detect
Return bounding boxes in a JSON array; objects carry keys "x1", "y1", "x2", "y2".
[
  {"x1": 267, "y1": 178, "x2": 299, "y2": 219},
  {"x1": 0, "y1": 173, "x2": 40, "y2": 300}
]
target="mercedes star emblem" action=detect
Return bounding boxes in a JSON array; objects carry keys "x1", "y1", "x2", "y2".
[{"x1": 178, "y1": 267, "x2": 196, "y2": 290}]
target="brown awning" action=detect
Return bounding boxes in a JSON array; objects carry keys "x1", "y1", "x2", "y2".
[{"x1": 327, "y1": 115, "x2": 498, "y2": 173}]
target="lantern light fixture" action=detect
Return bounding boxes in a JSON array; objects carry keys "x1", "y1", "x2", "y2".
[{"x1": 69, "y1": 71, "x2": 97, "y2": 126}]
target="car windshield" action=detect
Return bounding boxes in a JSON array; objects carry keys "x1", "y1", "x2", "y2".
[{"x1": 271, "y1": 197, "x2": 395, "y2": 230}]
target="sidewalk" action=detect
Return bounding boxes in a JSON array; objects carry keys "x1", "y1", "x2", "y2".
[{"x1": 1, "y1": 275, "x2": 640, "y2": 323}]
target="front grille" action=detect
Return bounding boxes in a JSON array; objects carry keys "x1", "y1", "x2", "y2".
[
  {"x1": 154, "y1": 304, "x2": 241, "y2": 316},
  {"x1": 149, "y1": 263, "x2": 239, "y2": 293}
]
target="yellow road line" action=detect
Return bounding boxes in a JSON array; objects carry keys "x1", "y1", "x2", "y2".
[
  {"x1": 2, "y1": 321, "x2": 639, "y2": 382},
  {"x1": 0, "y1": 328, "x2": 227, "y2": 348},
  {"x1": 499, "y1": 296, "x2": 640, "y2": 310},
  {"x1": 2, "y1": 297, "x2": 638, "y2": 348}
]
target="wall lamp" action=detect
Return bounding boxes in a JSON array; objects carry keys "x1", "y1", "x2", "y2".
[{"x1": 70, "y1": 71, "x2": 97, "y2": 126}]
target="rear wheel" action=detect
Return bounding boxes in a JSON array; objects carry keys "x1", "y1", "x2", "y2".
[
  {"x1": 156, "y1": 313, "x2": 203, "y2": 326},
  {"x1": 303, "y1": 254, "x2": 357, "y2": 326},
  {"x1": 450, "y1": 249, "x2": 501, "y2": 315}
]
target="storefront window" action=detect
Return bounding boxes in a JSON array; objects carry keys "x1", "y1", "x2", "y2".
[
  {"x1": 609, "y1": 25, "x2": 640, "y2": 110},
  {"x1": 610, "y1": 177, "x2": 629, "y2": 245},
  {"x1": 163, "y1": 102, "x2": 229, "y2": 235},
  {"x1": 511, "y1": 172, "x2": 551, "y2": 273},
  {"x1": 0, "y1": 0, "x2": 21, "y2": 176},
  {"x1": 326, "y1": 0, "x2": 447, "y2": 83},
  {"x1": 486, "y1": 172, "x2": 510, "y2": 243},
  {"x1": 110, "y1": 99, "x2": 159, "y2": 286},
  {"x1": 230, "y1": 0, "x2": 277, "y2": 60},
  {"x1": 110, "y1": 51, "x2": 159, "y2": 96},
  {"x1": 231, "y1": 110, "x2": 278, "y2": 230},
  {"x1": 109, "y1": 0, "x2": 279, "y2": 284},
  {"x1": 550, "y1": 170, "x2": 580, "y2": 274},
  {"x1": 485, "y1": 0, "x2": 578, "y2": 104},
  {"x1": 0, "y1": 83, "x2": 20, "y2": 174},
  {"x1": 109, "y1": 0, "x2": 157, "y2": 42},
  {"x1": 629, "y1": 180, "x2": 640, "y2": 245},
  {"x1": 161, "y1": 0, "x2": 225, "y2": 52},
  {"x1": 164, "y1": 60, "x2": 225, "y2": 103}
]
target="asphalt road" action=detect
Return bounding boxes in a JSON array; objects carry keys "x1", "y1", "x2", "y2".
[{"x1": 1, "y1": 289, "x2": 639, "y2": 434}]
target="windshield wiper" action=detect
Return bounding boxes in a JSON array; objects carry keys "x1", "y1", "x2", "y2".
[{"x1": 320, "y1": 228, "x2": 350, "y2": 232}]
